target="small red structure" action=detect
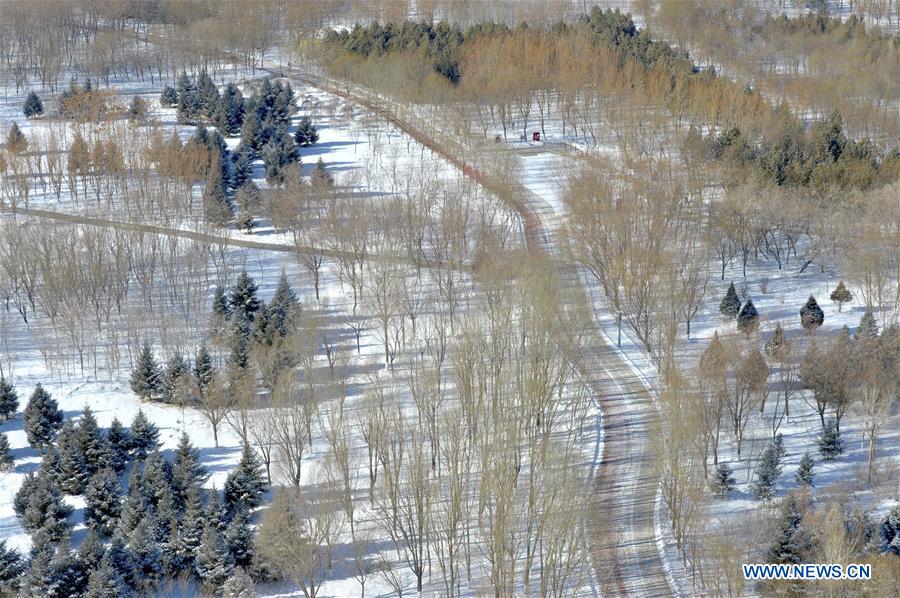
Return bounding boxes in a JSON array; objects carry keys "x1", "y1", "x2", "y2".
[{"x1": 532, "y1": 131, "x2": 541, "y2": 142}]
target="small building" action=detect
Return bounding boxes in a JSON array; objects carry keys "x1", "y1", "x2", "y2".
[{"x1": 532, "y1": 131, "x2": 541, "y2": 142}]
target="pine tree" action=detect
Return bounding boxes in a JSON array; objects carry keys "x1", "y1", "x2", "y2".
[
  {"x1": 19, "y1": 542, "x2": 53, "y2": 597},
  {"x1": 38, "y1": 446, "x2": 63, "y2": 486},
  {"x1": 140, "y1": 449, "x2": 172, "y2": 509},
  {"x1": 800, "y1": 295, "x2": 824, "y2": 331},
  {"x1": 0, "y1": 433, "x2": 14, "y2": 472},
  {"x1": 78, "y1": 528, "x2": 106, "y2": 570},
  {"x1": 206, "y1": 488, "x2": 228, "y2": 533},
  {"x1": 86, "y1": 551, "x2": 132, "y2": 598},
  {"x1": 294, "y1": 116, "x2": 319, "y2": 146},
  {"x1": 57, "y1": 421, "x2": 88, "y2": 494},
  {"x1": 76, "y1": 406, "x2": 104, "y2": 477},
  {"x1": 160, "y1": 351, "x2": 190, "y2": 404},
  {"x1": 764, "y1": 322, "x2": 789, "y2": 360},
  {"x1": 752, "y1": 440, "x2": 783, "y2": 500},
  {"x1": 106, "y1": 534, "x2": 137, "y2": 591},
  {"x1": 230, "y1": 272, "x2": 260, "y2": 324},
  {"x1": 104, "y1": 418, "x2": 131, "y2": 472},
  {"x1": 224, "y1": 507, "x2": 254, "y2": 569},
  {"x1": 855, "y1": 309, "x2": 879, "y2": 341},
  {"x1": 311, "y1": 157, "x2": 334, "y2": 188},
  {"x1": 171, "y1": 432, "x2": 208, "y2": 511},
  {"x1": 5, "y1": 122, "x2": 27, "y2": 153},
  {"x1": 175, "y1": 72, "x2": 198, "y2": 123},
  {"x1": 129, "y1": 410, "x2": 160, "y2": 460},
  {"x1": 712, "y1": 462, "x2": 736, "y2": 497},
  {"x1": 829, "y1": 281, "x2": 852, "y2": 312},
  {"x1": 0, "y1": 376, "x2": 19, "y2": 420},
  {"x1": 13, "y1": 472, "x2": 72, "y2": 540},
  {"x1": 117, "y1": 466, "x2": 146, "y2": 536},
  {"x1": 84, "y1": 468, "x2": 123, "y2": 537},
  {"x1": 196, "y1": 70, "x2": 220, "y2": 118},
  {"x1": 0, "y1": 540, "x2": 24, "y2": 593},
  {"x1": 224, "y1": 444, "x2": 267, "y2": 517},
  {"x1": 127, "y1": 517, "x2": 163, "y2": 591},
  {"x1": 222, "y1": 566, "x2": 256, "y2": 598},
  {"x1": 176, "y1": 484, "x2": 205, "y2": 570},
  {"x1": 240, "y1": 110, "x2": 262, "y2": 150},
  {"x1": 795, "y1": 452, "x2": 814, "y2": 487},
  {"x1": 719, "y1": 282, "x2": 741, "y2": 318},
  {"x1": 130, "y1": 342, "x2": 161, "y2": 400},
  {"x1": 23, "y1": 91, "x2": 44, "y2": 118},
  {"x1": 736, "y1": 299, "x2": 759, "y2": 334},
  {"x1": 818, "y1": 419, "x2": 843, "y2": 459},
  {"x1": 160, "y1": 84, "x2": 178, "y2": 107},
  {"x1": 194, "y1": 345, "x2": 215, "y2": 393},
  {"x1": 47, "y1": 536, "x2": 89, "y2": 597},
  {"x1": 194, "y1": 523, "x2": 232, "y2": 589},
  {"x1": 220, "y1": 83, "x2": 246, "y2": 135},
  {"x1": 766, "y1": 494, "x2": 810, "y2": 564},
  {"x1": 23, "y1": 384, "x2": 63, "y2": 450}
]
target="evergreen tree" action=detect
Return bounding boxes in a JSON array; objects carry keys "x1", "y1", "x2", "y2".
[
  {"x1": 240, "y1": 110, "x2": 262, "y2": 150},
  {"x1": 175, "y1": 72, "x2": 199, "y2": 123},
  {"x1": 78, "y1": 528, "x2": 105, "y2": 570},
  {"x1": 127, "y1": 96, "x2": 147, "y2": 121},
  {"x1": 117, "y1": 466, "x2": 146, "y2": 536},
  {"x1": 38, "y1": 446, "x2": 63, "y2": 486},
  {"x1": 712, "y1": 462, "x2": 736, "y2": 498},
  {"x1": 160, "y1": 84, "x2": 178, "y2": 107},
  {"x1": 105, "y1": 534, "x2": 137, "y2": 591},
  {"x1": 171, "y1": 432, "x2": 208, "y2": 511},
  {"x1": 800, "y1": 295, "x2": 824, "y2": 331},
  {"x1": 46, "y1": 536, "x2": 89, "y2": 597},
  {"x1": 203, "y1": 169, "x2": 234, "y2": 224},
  {"x1": 222, "y1": 566, "x2": 256, "y2": 598},
  {"x1": 0, "y1": 376, "x2": 19, "y2": 420},
  {"x1": 86, "y1": 552, "x2": 132, "y2": 598},
  {"x1": 311, "y1": 157, "x2": 334, "y2": 188},
  {"x1": 766, "y1": 494, "x2": 810, "y2": 564},
  {"x1": 223, "y1": 444, "x2": 267, "y2": 516},
  {"x1": 13, "y1": 472, "x2": 72, "y2": 540},
  {"x1": 829, "y1": 281, "x2": 852, "y2": 312},
  {"x1": 139, "y1": 450, "x2": 171, "y2": 509},
  {"x1": 220, "y1": 83, "x2": 246, "y2": 135},
  {"x1": 294, "y1": 116, "x2": 319, "y2": 146},
  {"x1": 0, "y1": 539, "x2": 24, "y2": 593},
  {"x1": 19, "y1": 543, "x2": 53, "y2": 597},
  {"x1": 752, "y1": 440, "x2": 783, "y2": 500},
  {"x1": 230, "y1": 145, "x2": 254, "y2": 189},
  {"x1": 719, "y1": 282, "x2": 741, "y2": 318},
  {"x1": 855, "y1": 309, "x2": 879, "y2": 341},
  {"x1": 76, "y1": 406, "x2": 104, "y2": 477},
  {"x1": 23, "y1": 384, "x2": 63, "y2": 450},
  {"x1": 764, "y1": 322, "x2": 789, "y2": 360},
  {"x1": 176, "y1": 484, "x2": 205, "y2": 570},
  {"x1": 270, "y1": 270, "x2": 300, "y2": 331},
  {"x1": 212, "y1": 284, "x2": 232, "y2": 323},
  {"x1": 818, "y1": 419, "x2": 843, "y2": 459},
  {"x1": 194, "y1": 345, "x2": 215, "y2": 393},
  {"x1": 5, "y1": 122, "x2": 27, "y2": 153},
  {"x1": 129, "y1": 410, "x2": 160, "y2": 460},
  {"x1": 104, "y1": 418, "x2": 131, "y2": 472},
  {"x1": 84, "y1": 468, "x2": 123, "y2": 537},
  {"x1": 23, "y1": 91, "x2": 44, "y2": 118},
  {"x1": 795, "y1": 452, "x2": 814, "y2": 487},
  {"x1": 205, "y1": 489, "x2": 228, "y2": 533},
  {"x1": 127, "y1": 517, "x2": 163, "y2": 591},
  {"x1": 194, "y1": 523, "x2": 232, "y2": 589},
  {"x1": 224, "y1": 507, "x2": 254, "y2": 569},
  {"x1": 879, "y1": 506, "x2": 900, "y2": 555},
  {"x1": 229, "y1": 272, "x2": 261, "y2": 324},
  {"x1": 196, "y1": 70, "x2": 220, "y2": 117},
  {"x1": 57, "y1": 421, "x2": 88, "y2": 494},
  {"x1": 736, "y1": 299, "x2": 759, "y2": 334},
  {"x1": 160, "y1": 351, "x2": 190, "y2": 404},
  {"x1": 773, "y1": 433, "x2": 785, "y2": 461},
  {"x1": 130, "y1": 342, "x2": 161, "y2": 400},
  {"x1": 0, "y1": 433, "x2": 14, "y2": 472}
]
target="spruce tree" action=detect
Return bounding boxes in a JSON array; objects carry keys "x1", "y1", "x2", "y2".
[
  {"x1": 795, "y1": 452, "x2": 814, "y2": 487},
  {"x1": 818, "y1": 419, "x2": 843, "y2": 459},
  {"x1": 212, "y1": 284, "x2": 232, "y2": 323},
  {"x1": 311, "y1": 157, "x2": 334, "y2": 188},
  {"x1": 222, "y1": 566, "x2": 256, "y2": 598},
  {"x1": 140, "y1": 449, "x2": 171, "y2": 509},
  {"x1": 220, "y1": 83, "x2": 246, "y2": 135},
  {"x1": 713, "y1": 462, "x2": 736, "y2": 498},
  {"x1": 13, "y1": 472, "x2": 72, "y2": 540},
  {"x1": 19, "y1": 544, "x2": 54, "y2": 597},
  {"x1": 86, "y1": 552, "x2": 132, "y2": 598},
  {"x1": 0, "y1": 540, "x2": 24, "y2": 593},
  {"x1": 752, "y1": 440, "x2": 783, "y2": 500},
  {"x1": 57, "y1": 420, "x2": 88, "y2": 494},
  {"x1": 0, "y1": 433, "x2": 14, "y2": 472},
  {"x1": 230, "y1": 272, "x2": 260, "y2": 324},
  {"x1": 0, "y1": 376, "x2": 19, "y2": 420},
  {"x1": 879, "y1": 506, "x2": 900, "y2": 555},
  {"x1": 104, "y1": 418, "x2": 131, "y2": 472},
  {"x1": 855, "y1": 309, "x2": 879, "y2": 341},
  {"x1": 223, "y1": 444, "x2": 267, "y2": 516},
  {"x1": 160, "y1": 351, "x2": 190, "y2": 404},
  {"x1": 23, "y1": 91, "x2": 44, "y2": 118},
  {"x1": 47, "y1": 537, "x2": 89, "y2": 597},
  {"x1": 171, "y1": 432, "x2": 207, "y2": 511},
  {"x1": 736, "y1": 299, "x2": 759, "y2": 334},
  {"x1": 160, "y1": 84, "x2": 178, "y2": 107},
  {"x1": 224, "y1": 507, "x2": 254, "y2": 569},
  {"x1": 127, "y1": 517, "x2": 163, "y2": 591},
  {"x1": 800, "y1": 295, "x2": 824, "y2": 331},
  {"x1": 106, "y1": 533, "x2": 137, "y2": 591},
  {"x1": 764, "y1": 322, "x2": 789, "y2": 360},
  {"x1": 129, "y1": 410, "x2": 160, "y2": 460},
  {"x1": 294, "y1": 116, "x2": 319, "y2": 146},
  {"x1": 194, "y1": 523, "x2": 232, "y2": 590},
  {"x1": 269, "y1": 271, "x2": 300, "y2": 338},
  {"x1": 766, "y1": 494, "x2": 810, "y2": 564},
  {"x1": 194, "y1": 345, "x2": 215, "y2": 393},
  {"x1": 230, "y1": 145, "x2": 254, "y2": 189},
  {"x1": 38, "y1": 446, "x2": 63, "y2": 486},
  {"x1": 5, "y1": 122, "x2": 27, "y2": 153},
  {"x1": 23, "y1": 384, "x2": 63, "y2": 450},
  {"x1": 130, "y1": 342, "x2": 161, "y2": 400},
  {"x1": 76, "y1": 406, "x2": 104, "y2": 477},
  {"x1": 240, "y1": 110, "x2": 262, "y2": 150},
  {"x1": 84, "y1": 468, "x2": 123, "y2": 537},
  {"x1": 117, "y1": 466, "x2": 146, "y2": 536},
  {"x1": 78, "y1": 528, "x2": 106, "y2": 570},
  {"x1": 829, "y1": 281, "x2": 852, "y2": 312},
  {"x1": 719, "y1": 282, "x2": 741, "y2": 318},
  {"x1": 177, "y1": 484, "x2": 205, "y2": 570}
]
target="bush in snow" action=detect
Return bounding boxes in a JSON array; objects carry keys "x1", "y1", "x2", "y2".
[
  {"x1": 818, "y1": 419, "x2": 843, "y2": 459},
  {"x1": 23, "y1": 383, "x2": 63, "y2": 450},
  {"x1": 5, "y1": 122, "x2": 27, "y2": 153},
  {"x1": 736, "y1": 299, "x2": 759, "y2": 334},
  {"x1": 159, "y1": 84, "x2": 178, "y2": 107},
  {"x1": 829, "y1": 281, "x2": 853, "y2": 312},
  {"x1": 127, "y1": 96, "x2": 148, "y2": 122},
  {"x1": 719, "y1": 282, "x2": 741, "y2": 318},
  {"x1": 764, "y1": 322, "x2": 789, "y2": 361},
  {"x1": 0, "y1": 377, "x2": 19, "y2": 420},
  {"x1": 222, "y1": 566, "x2": 257, "y2": 598},
  {"x1": 712, "y1": 463, "x2": 736, "y2": 498},
  {"x1": 800, "y1": 295, "x2": 824, "y2": 331},
  {"x1": 23, "y1": 91, "x2": 44, "y2": 118},
  {"x1": 879, "y1": 506, "x2": 900, "y2": 555},
  {"x1": 795, "y1": 452, "x2": 814, "y2": 487},
  {"x1": 311, "y1": 157, "x2": 334, "y2": 189}
]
